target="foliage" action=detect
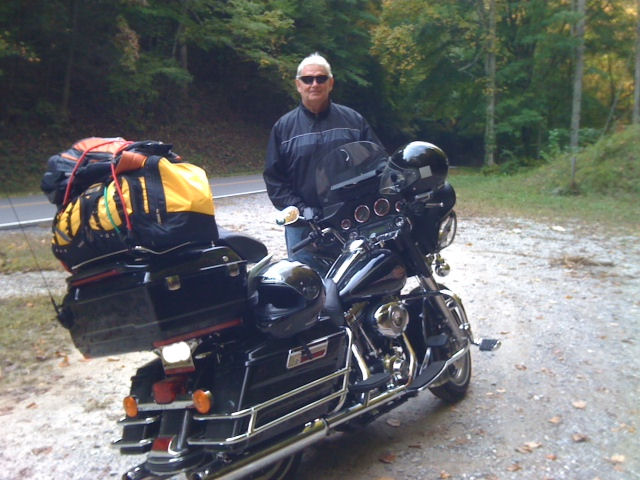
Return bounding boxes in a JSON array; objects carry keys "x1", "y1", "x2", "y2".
[
  {"x1": 534, "y1": 124, "x2": 640, "y2": 196},
  {"x1": 0, "y1": 0, "x2": 638, "y2": 176}
]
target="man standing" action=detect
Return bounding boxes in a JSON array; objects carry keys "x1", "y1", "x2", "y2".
[{"x1": 264, "y1": 52, "x2": 382, "y2": 273}]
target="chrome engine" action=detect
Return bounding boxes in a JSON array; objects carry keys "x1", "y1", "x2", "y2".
[{"x1": 371, "y1": 301, "x2": 409, "y2": 338}]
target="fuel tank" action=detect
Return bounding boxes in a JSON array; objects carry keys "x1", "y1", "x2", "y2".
[{"x1": 330, "y1": 246, "x2": 407, "y2": 304}]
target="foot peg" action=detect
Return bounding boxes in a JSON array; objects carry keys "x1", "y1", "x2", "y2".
[
  {"x1": 476, "y1": 338, "x2": 501, "y2": 351},
  {"x1": 350, "y1": 372, "x2": 392, "y2": 394}
]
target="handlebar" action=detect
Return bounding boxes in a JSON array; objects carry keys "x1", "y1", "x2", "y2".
[{"x1": 290, "y1": 235, "x2": 317, "y2": 254}]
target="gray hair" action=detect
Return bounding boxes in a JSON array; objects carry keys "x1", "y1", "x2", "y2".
[{"x1": 296, "y1": 53, "x2": 333, "y2": 78}]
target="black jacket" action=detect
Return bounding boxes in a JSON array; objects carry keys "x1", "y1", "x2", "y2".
[{"x1": 264, "y1": 101, "x2": 382, "y2": 210}]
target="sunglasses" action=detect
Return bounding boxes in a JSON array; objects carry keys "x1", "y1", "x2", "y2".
[{"x1": 298, "y1": 75, "x2": 330, "y2": 85}]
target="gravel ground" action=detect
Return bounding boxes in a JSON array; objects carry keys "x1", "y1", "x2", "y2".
[{"x1": 0, "y1": 192, "x2": 638, "y2": 480}]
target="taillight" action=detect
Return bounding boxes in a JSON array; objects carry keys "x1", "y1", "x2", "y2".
[
  {"x1": 123, "y1": 396, "x2": 138, "y2": 418},
  {"x1": 192, "y1": 390, "x2": 213, "y2": 414},
  {"x1": 152, "y1": 376, "x2": 186, "y2": 404}
]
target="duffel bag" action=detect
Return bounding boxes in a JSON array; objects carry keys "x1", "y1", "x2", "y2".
[
  {"x1": 41, "y1": 137, "x2": 180, "y2": 207},
  {"x1": 51, "y1": 152, "x2": 218, "y2": 270}
]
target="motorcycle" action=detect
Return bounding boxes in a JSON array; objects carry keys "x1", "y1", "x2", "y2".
[{"x1": 59, "y1": 140, "x2": 499, "y2": 480}]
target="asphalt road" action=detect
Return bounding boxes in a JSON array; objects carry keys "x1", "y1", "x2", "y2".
[{"x1": 0, "y1": 174, "x2": 265, "y2": 229}]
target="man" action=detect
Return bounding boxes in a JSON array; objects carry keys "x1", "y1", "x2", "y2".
[{"x1": 264, "y1": 53, "x2": 382, "y2": 273}]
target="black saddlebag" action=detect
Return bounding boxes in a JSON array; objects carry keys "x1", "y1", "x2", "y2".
[
  {"x1": 188, "y1": 324, "x2": 350, "y2": 450},
  {"x1": 58, "y1": 244, "x2": 248, "y2": 357}
]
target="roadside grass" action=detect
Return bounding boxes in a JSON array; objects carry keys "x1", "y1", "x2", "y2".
[
  {"x1": 0, "y1": 296, "x2": 72, "y2": 389},
  {"x1": 0, "y1": 230, "x2": 64, "y2": 274},
  {"x1": 450, "y1": 169, "x2": 640, "y2": 229}
]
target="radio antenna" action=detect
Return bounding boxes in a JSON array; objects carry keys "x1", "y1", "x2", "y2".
[{"x1": 3, "y1": 194, "x2": 61, "y2": 315}]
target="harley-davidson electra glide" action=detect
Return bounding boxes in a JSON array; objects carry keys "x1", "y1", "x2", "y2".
[{"x1": 59, "y1": 141, "x2": 500, "y2": 480}]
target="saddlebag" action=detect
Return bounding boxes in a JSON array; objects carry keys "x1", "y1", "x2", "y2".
[{"x1": 58, "y1": 244, "x2": 248, "y2": 357}]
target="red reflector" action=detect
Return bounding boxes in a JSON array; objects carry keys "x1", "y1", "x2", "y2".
[
  {"x1": 70, "y1": 269, "x2": 121, "y2": 287},
  {"x1": 152, "y1": 436, "x2": 173, "y2": 452},
  {"x1": 152, "y1": 376, "x2": 186, "y2": 404},
  {"x1": 153, "y1": 318, "x2": 243, "y2": 347}
]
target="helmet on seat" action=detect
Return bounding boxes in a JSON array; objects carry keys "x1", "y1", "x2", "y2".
[
  {"x1": 380, "y1": 141, "x2": 448, "y2": 196},
  {"x1": 252, "y1": 260, "x2": 325, "y2": 338}
]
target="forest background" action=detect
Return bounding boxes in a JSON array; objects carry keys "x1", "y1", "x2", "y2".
[{"x1": 1, "y1": 0, "x2": 639, "y2": 200}]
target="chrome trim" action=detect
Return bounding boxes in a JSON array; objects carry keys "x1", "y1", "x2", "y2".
[
  {"x1": 117, "y1": 415, "x2": 160, "y2": 426},
  {"x1": 111, "y1": 438, "x2": 153, "y2": 449},
  {"x1": 136, "y1": 400, "x2": 194, "y2": 412},
  {"x1": 188, "y1": 329, "x2": 353, "y2": 447}
]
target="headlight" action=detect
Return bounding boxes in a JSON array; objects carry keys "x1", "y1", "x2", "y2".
[{"x1": 437, "y1": 212, "x2": 457, "y2": 250}]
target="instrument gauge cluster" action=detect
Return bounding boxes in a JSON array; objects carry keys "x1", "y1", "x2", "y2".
[{"x1": 338, "y1": 197, "x2": 400, "y2": 237}]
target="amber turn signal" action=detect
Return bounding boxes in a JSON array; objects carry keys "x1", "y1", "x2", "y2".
[
  {"x1": 123, "y1": 396, "x2": 138, "y2": 418},
  {"x1": 192, "y1": 389, "x2": 212, "y2": 414}
]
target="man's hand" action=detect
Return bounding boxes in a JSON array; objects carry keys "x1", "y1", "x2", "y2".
[{"x1": 302, "y1": 206, "x2": 322, "y2": 220}]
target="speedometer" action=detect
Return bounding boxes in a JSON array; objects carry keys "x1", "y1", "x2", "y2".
[
  {"x1": 373, "y1": 198, "x2": 391, "y2": 216},
  {"x1": 354, "y1": 205, "x2": 370, "y2": 223}
]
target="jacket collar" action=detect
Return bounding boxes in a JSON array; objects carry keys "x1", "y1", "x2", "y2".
[{"x1": 300, "y1": 100, "x2": 332, "y2": 120}]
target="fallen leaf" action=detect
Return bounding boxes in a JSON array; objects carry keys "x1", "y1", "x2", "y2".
[
  {"x1": 515, "y1": 364, "x2": 527, "y2": 371},
  {"x1": 379, "y1": 452, "x2": 396, "y2": 464},
  {"x1": 26, "y1": 402, "x2": 37, "y2": 409},
  {"x1": 572, "y1": 400, "x2": 587, "y2": 409},
  {"x1": 31, "y1": 446, "x2": 52, "y2": 455},
  {"x1": 546, "y1": 454, "x2": 558, "y2": 461},
  {"x1": 548, "y1": 416, "x2": 562, "y2": 424},
  {"x1": 572, "y1": 433, "x2": 589, "y2": 443},
  {"x1": 516, "y1": 441, "x2": 542, "y2": 453},
  {"x1": 439, "y1": 471, "x2": 451, "y2": 479},
  {"x1": 59, "y1": 355, "x2": 70, "y2": 367},
  {"x1": 609, "y1": 454, "x2": 625, "y2": 464},
  {"x1": 386, "y1": 418, "x2": 401, "y2": 427},
  {"x1": 507, "y1": 463, "x2": 522, "y2": 472}
]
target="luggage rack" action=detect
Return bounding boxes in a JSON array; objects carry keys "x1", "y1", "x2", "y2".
[{"x1": 188, "y1": 329, "x2": 353, "y2": 447}]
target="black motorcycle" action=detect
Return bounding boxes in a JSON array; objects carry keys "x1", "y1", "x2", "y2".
[{"x1": 59, "y1": 140, "x2": 499, "y2": 480}]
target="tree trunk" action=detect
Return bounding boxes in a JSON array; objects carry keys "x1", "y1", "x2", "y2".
[
  {"x1": 484, "y1": 0, "x2": 497, "y2": 167},
  {"x1": 61, "y1": 0, "x2": 80, "y2": 119},
  {"x1": 569, "y1": 0, "x2": 586, "y2": 189},
  {"x1": 634, "y1": 0, "x2": 640, "y2": 124}
]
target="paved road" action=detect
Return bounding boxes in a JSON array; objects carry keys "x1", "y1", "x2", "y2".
[{"x1": 0, "y1": 174, "x2": 265, "y2": 229}]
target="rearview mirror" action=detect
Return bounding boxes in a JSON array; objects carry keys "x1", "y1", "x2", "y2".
[{"x1": 275, "y1": 206, "x2": 300, "y2": 226}]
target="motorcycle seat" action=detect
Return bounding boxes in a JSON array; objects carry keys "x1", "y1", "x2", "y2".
[{"x1": 216, "y1": 227, "x2": 268, "y2": 263}]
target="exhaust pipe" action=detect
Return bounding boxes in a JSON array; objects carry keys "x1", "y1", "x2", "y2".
[{"x1": 189, "y1": 419, "x2": 328, "y2": 480}]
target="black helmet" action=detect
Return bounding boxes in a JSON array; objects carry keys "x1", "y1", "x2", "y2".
[
  {"x1": 380, "y1": 141, "x2": 448, "y2": 196},
  {"x1": 253, "y1": 260, "x2": 325, "y2": 338}
]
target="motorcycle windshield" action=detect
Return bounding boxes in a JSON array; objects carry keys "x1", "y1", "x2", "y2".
[{"x1": 315, "y1": 141, "x2": 388, "y2": 206}]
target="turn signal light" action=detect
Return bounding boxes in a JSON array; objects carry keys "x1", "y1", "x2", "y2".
[
  {"x1": 192, "y1": 389, "x2": 212, "y2": 414},
  {"x1": 123, "y1": 396, "x2": 138, "y2": 418}
]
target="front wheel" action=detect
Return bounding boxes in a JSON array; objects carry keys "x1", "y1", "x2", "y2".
[
  {"x1": 428, "y1": 288, "x2": 472, "y2": 403},
  {"x1": 429, "y1": 349, "x2": 471, "y2": 403}
]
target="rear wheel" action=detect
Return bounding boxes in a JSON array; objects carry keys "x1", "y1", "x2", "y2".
[{"x1": 248, "y1": 452, "x2": 302, "y2": 480}]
